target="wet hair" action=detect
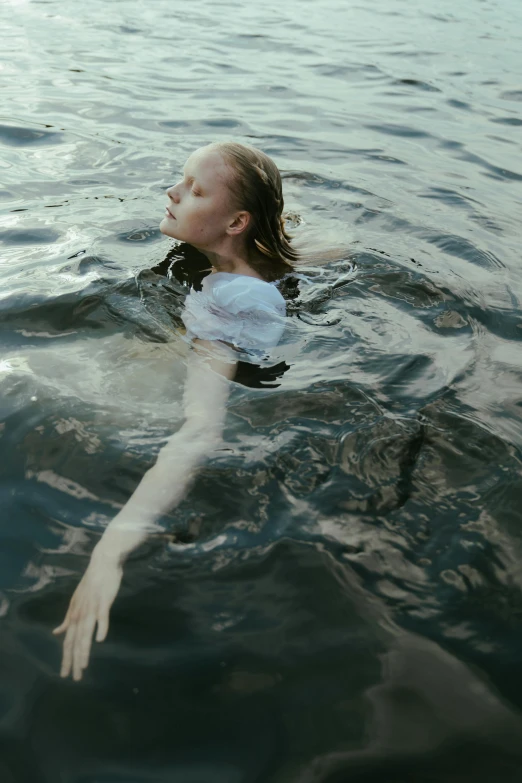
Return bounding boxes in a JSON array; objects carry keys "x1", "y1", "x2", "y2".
[{"x1": 211, "y1": 142, "x2": 299, "y2": 283}]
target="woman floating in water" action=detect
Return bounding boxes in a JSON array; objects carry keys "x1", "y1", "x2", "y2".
[{"x1": 53, "y1": 142, "x2": 299, "y2": 680}]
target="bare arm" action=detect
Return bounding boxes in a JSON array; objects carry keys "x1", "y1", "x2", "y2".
[
  {"x1": 54, "y1": 339, "x2": 237, "y2": 680},
  {"x1": 95, "y1": 339, "x2": 237, "y2": 560}
]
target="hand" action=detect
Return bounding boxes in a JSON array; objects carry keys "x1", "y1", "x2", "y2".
[{"x1": 53, "y1": 547, "x2": 123, "y2": 681}]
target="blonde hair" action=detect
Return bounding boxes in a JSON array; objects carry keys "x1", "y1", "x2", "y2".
[{"x1": 212, "y1": 142, "x2": 298, "y2": 283}]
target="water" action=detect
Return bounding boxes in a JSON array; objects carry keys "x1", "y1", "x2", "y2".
[{"x1": 1, "y1": 0, "x2": 522, "y2": 780}]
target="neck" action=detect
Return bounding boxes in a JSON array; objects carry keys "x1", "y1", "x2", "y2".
[{"x1": 200, "y1": 245, "x2": 265, "y2": 280}]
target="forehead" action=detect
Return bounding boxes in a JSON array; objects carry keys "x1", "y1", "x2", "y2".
[{"x1": 184, "y1": 147, "x2": 232, "y2": 189}]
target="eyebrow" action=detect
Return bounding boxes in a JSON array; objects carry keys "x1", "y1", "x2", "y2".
[{"x1": 182, "y1": 171, "x2": 199, "y2": 186}]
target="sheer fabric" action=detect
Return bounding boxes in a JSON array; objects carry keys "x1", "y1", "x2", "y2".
[{"x1": 182, "y1": 272, "x2": 286, "y2": 355}]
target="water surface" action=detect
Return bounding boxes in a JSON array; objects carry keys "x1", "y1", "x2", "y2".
[{"x1": 1, "y1": 0, "x2": 522, "y2": 781}]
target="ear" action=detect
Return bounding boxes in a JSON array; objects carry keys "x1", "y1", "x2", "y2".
[{"x1": 226, "y1": 211, "x2": 251, "y2": 237}]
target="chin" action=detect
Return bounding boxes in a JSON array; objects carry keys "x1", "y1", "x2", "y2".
[{"x1": 159, "y1": 218, "x2": 180, "y2": 239}]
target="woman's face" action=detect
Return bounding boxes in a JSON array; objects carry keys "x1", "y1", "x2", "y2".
[{"x1": 160, "y1": 146, "x2": 239, "y2": 250}]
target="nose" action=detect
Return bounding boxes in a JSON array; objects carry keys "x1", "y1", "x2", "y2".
[{"x1": 166, "y1": 182, "x2": 181, "y2": 203}]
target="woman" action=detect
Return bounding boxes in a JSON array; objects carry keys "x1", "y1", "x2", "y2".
[{"x1": 53, "y1": 142, "x2": 299, "y2": 680}]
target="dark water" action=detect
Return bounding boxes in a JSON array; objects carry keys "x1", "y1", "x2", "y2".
[{"x1": 2, "y1": 0, "x2": 522, "y2": 780}]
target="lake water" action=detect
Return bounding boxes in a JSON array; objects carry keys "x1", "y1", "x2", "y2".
[{"x1": 2, "y1": 0, "x2": 522, "y2": 780}]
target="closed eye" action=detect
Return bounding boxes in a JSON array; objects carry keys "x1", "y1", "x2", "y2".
[{"x1": 183, "y1": 175, "x2": 202, "y2": 196}]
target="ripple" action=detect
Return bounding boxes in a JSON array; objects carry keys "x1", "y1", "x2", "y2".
[
  {"x1": 393, "y1": 78, "x2": 441, "y2": 92},
  {"x1": 500, "y1": 89, "x2": 522, "y2": 102},
  {"x1": 365, "y1": 122, "x2": 432, "y2": 138},
  {"x1": 490, "y1": 116, "x2": 522, "y2": 127},
  {"x1": 422, "y1": 232, "x2": 504, "y2": 269},
  {"x1": 0, "y1": 228, "x2": 62, "y2": 246},
  {"x1": 0, "y1": 122, "x2": 61, "y2": 146}
]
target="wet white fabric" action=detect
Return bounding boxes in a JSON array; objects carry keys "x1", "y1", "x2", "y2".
[{"x1": 182, "y1": 272, "x2": 286, "y2": 355}]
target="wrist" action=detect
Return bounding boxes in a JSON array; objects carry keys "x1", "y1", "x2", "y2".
[
  {"x1": 93, "y1": 518, "x2": 151, "y2": 564},
  {"x1": 92, "y1": 538, "x2": 125, "y2": 566}
]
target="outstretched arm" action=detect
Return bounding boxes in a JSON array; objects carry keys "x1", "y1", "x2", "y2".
[{"x1": 53, "y1": 339, "x2": 237, "y2": 680}]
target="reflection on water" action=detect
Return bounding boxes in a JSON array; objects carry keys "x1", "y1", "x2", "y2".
[{"x1": 1, "y1": 0, "x2": 522, "y2": 780}]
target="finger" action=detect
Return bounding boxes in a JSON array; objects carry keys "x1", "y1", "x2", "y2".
[
  {"x1": 61, "y1": 624, "x2": 76, "y2": 678},
  {"x1": 73, "y1": 661, "x2": 83, "y2": 682},
  {"x1": 54, "y1": 598, "x2": 76, "y2": 635},
  {"x1": 53, "y1": 616, "x2": 70, "y2": 635},
  {"x1": 72, "y1": 634, "x2": 85, "y2": 682},
  {"x1": 95, "y1": 608, "x2": 110, "y2": 643},
  {"x1": 76, "y1": 615, "x2": 97, "y2": 677},
  {"x1": 72, "y1": 626, "x2": 85, "y2": 682}
]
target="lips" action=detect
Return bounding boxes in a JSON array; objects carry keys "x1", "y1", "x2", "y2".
[{"x1": 165, "y1": 206, "x2": 176, "y2": 219}]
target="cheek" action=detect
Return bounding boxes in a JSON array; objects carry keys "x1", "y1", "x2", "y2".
[{"x1": 192, "y1": 203, "x2": 227, "y2": 234}]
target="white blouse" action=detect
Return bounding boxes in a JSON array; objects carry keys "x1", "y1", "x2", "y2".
[{"x1": 181, "y1": 272, "x2": 287, "y2": 357}]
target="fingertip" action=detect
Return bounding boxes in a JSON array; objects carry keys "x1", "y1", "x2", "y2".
[
  {"x1": 72, "y1": 655, "x2": 83, "y2": 682},
  {"x1": 54, "y1": 617, "x2": 71, "y2": 634},
  {"x1": 96, "y1": 617, "x2": 109, "y2": 642}
]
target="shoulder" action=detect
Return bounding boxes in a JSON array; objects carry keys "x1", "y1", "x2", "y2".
[{"x1": 204, "y1": 273, "x2": 285, "y2": 315}]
